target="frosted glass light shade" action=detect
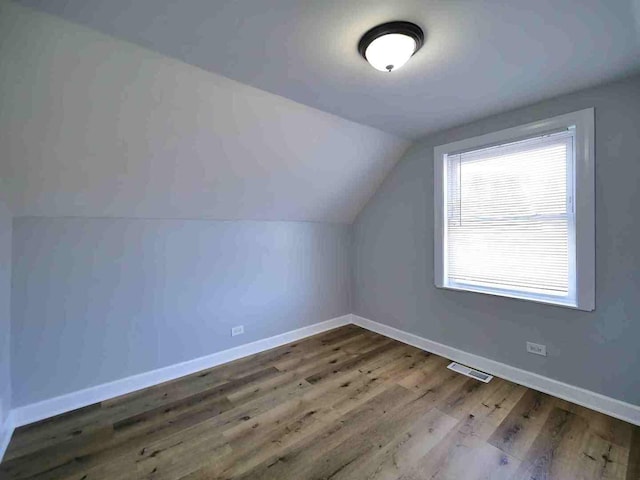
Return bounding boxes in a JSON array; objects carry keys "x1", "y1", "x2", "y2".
[
  {"x1": 365, "y1": 33, "x2": 416, "y2": 72},
  {"x1": 358, "y1": 22, "x2": 424, "y2": 73}
]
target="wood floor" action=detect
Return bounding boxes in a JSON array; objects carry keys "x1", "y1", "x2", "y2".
[{"x1": 1, "y1": 325, "x2": 639, "y2": 480}]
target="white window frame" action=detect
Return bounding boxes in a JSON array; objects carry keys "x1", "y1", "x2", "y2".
[{"x1": 434, "y1": 108, "x2": 595, "y2": 311}]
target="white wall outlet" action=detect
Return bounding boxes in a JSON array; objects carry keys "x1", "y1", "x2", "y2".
[
  {"x1": 526, "y1": 341, "x2": 547, "y2": 356},
  {"x1": 231, "y1": 325, "x2": 244, "y2": 337}
]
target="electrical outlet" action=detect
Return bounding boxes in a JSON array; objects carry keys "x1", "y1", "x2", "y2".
[
  {"x1": 231, "y1": 325, "x2": 244, "y2": 337},
  {"x1": 526, "y1": 341, "x2": 547, "y2": 356}
]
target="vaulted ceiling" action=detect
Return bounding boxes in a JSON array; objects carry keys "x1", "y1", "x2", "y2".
[
  {"x1": 2, "y1": 1, "x2": 639, "y2": 223},
  {"x1": 0, "y1": 1, "x2": 409, "y2": 223},
  {"x1": 15, "y1": 0, "x2": 640, "y2": 139}
]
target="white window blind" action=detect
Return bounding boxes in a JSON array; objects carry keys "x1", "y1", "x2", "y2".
[{"x1": 444, "y1": 130, "x2": 575, "y2": 301}]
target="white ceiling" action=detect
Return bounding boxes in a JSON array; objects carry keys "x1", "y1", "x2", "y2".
[
  {"x1": 15, "y1": 0, "x2": 640, "y2": 139},
  {"x1": 0, "y1": 2, "x2": 410, "y2": 223}
]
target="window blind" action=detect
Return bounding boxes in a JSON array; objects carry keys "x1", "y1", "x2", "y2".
[{"x1": 445, "y1": 130, "x2": 574, "y2": 298}]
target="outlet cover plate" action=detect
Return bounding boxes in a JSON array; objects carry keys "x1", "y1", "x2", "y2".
[
  {"x1": 526, "y1": 341, "x2": 547, "y2": 356},
  {"x1": 231, "y1": 325, "x2": 244, "y2": 337}
]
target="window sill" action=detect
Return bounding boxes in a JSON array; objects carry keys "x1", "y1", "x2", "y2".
[{"x1": 436, "y1": 282, "x2": 590, "y2": 311}]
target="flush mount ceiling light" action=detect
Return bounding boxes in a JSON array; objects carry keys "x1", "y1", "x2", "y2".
[{"x1": 358, "y1": 21, "x2": 424, "y2": 72}]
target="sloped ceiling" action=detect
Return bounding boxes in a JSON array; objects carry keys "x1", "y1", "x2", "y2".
[
  {"x1": 0, "y1": 1, "x2": 410, "y2": 223},
  {"x1": 14, "y1": 0, "x2": 640, "y2": 139}
]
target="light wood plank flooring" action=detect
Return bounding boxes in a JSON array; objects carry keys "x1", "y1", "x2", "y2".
[{"x1": 1, "y1": 325, "x2": 638, "y2": 479}]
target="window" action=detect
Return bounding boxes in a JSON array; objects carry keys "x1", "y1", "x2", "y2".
[{"x1": 434, "y1": 109, "x2": 594, "y2": 310}]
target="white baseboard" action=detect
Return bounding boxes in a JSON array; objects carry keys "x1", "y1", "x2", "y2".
[
  {"x1": 351, "y1": 314, "x2": 640, "y2": 426},
  {"x1": 8, "y1": 312, "x2": 639, "y2": 436},
  {"x1": 10, "y1": 315, "x2": 351, "y2": 428},
  {"x1": 0, "y1": 412, "x2": 14, "y2": 462}
]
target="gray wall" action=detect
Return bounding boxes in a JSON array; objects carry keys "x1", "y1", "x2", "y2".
[
  {"x1": 0, "y1": 192, "x2": 11, "y2": 423},
  {"x1": 11, "y1": 218, "x2": 350, "y2": 406},
  {"x1": 353, "y1": 75, "x2": 640, "y2": 405}
]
